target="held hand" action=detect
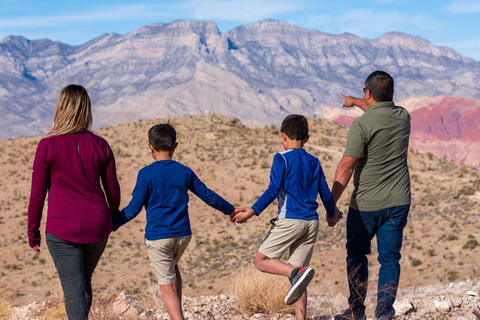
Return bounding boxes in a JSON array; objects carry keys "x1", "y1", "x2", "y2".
[
  {"x1": 326, "y1": 207, "x2": 344, "y2": 227},
  {"x1": 32, "y1": 245, "x2": 40, "y2": 253},
  {"x1": 230, "y1": 208, "x2": 247, "y2": 225},
  {"x1": 232, "y1": 209, "x2": 256, "y2": 224},
  {"x1": 340, "y1": 95, "x2": 357, "y2": 108}
]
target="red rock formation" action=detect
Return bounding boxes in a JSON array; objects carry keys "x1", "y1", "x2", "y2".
[{"x1": 325, "y1": 96, "x2": 480, "y2": 169}]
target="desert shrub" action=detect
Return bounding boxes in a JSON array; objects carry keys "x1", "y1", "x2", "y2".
[
  {"x1": 231, "y1": 267, "x2": 294, "y2": 316},
  {"x1": 445, "y1": 233, "x2": 458, "y2": 241},
  {"x1": 459, "y1": 186, "x2": 476, "y2": 196},
  {"x1": 410, "y1": 258, "x2": 422, "y2": 267},
  {"x1": 447, "y1": 271, "x2": 460, "y2": 282},
  {"x1": 462, "y1": 239, "x2": 479, "y2": 250}
]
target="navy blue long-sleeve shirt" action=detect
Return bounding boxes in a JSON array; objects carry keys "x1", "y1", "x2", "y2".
[
  {"x1": 252, "y1": 148, "x2": 335, "y2": 220},
  {"x1": 113, "y1": 160, "x2": 234, "y2": 240}
]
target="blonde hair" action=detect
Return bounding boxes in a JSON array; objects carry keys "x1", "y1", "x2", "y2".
[{"x1": 47, "y1": 84, "x2": 93, "y2": 136}]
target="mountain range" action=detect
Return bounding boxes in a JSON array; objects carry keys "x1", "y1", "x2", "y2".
[{"x1": 1, "y1": 19, "x2": 480, "y2": 142}]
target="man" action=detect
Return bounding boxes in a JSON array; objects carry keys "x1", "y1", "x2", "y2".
[{"x1": 332, "y1": 71, "x2": 411, "y2": 320}]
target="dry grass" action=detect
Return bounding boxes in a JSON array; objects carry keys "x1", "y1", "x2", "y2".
[
  {"x1": 230, "y1": 266, "x2": 294, "y2": 316},
  {"x1": 42, "y1": 284, "x2": 67, "y2": 319},
  {"x1": 43, "y1": 304, "x2": 67, "y2": 319},
  {"x1": 148, "y1": 278, "x2": 166, "y2": 313},
  {"x1": 88, "y1": 298, "x2": 119, "y2": 320},
  {"x1": 0, "y1": 286, "x2": 11, "y2": 320}
]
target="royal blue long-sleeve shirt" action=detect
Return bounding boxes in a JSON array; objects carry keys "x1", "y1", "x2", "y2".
[
  {"x1": 113, "y1": 160, "x2": 234, "y2": 240},
  {"x1": 251, "y1": 148, "x2": 335, "y2": 220}
]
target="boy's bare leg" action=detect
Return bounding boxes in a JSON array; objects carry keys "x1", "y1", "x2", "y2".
[
  {"x1": 160, "y1": 281, "x2": 183, "y2": 320},
  {"x1": 174, "y1": 265, "x2": 182, "y2": 308},
  {"x1": 254, "y1": 252, "x2": 294, "y2": 276},
  {"x1": 255, "y1": 253, "x2": 309, "y2": 319},
  {"x1": 294, "y1": 290, "x2": 307, "y2": 320}
]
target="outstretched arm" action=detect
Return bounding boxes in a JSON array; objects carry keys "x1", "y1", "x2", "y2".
[
  {"x1": 113, "y1": 170, "x2": 148, "y2": 231},
  {"x1": 189, "y1": 171, "x2": 235, "y2": 215},
  {"x1": 341, "y1": 95, "x2": 368, "y2": 112}
]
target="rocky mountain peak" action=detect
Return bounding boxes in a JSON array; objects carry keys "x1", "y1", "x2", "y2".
[
  {"x1": 374, "y1": 32, "x2": 469, "y2": 62},
  {"x1": 128, "y1": 20, "x2": 221, "y2": 39},
  {"x1": 1, "y1": 35, "x2": 28, "y2": 44}
]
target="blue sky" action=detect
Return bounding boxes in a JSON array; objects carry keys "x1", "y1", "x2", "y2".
[{"x1": 0, "y1": 0, "x2": 479, "y2": 60}]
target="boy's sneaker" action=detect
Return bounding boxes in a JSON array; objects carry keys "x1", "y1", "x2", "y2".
[
  {"x1": 333, "y1": 309, "x2": 366, "y2": 320},
  {"x1": 285, "y1": 267, "x2": 315, "y2": 305}
]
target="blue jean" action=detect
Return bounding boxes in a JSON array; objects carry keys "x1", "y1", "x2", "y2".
[
  {"x1": 46, "y1": 233, "x2": 108, "y2": 320},
  {"x1": 346, "y1": 205, "x2": 409, "y2": 319}
]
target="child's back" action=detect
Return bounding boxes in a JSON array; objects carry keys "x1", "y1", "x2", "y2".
[
  {"x1": 119, "y1": 159, "x2": 233, "y2": 239},
  {"x1": 252, "y1": 148, "x2": 334, "y2": 221}
]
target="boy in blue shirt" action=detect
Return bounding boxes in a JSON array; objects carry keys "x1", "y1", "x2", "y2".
[
  {"x1": 113, "y1": 123, "x2": 244, "y2": 320},
  {"x1": 233, "y1": 114, "x2": 342, "y2": 320}
]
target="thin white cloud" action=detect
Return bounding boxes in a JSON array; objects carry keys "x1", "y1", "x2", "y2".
[
  {"x1": 186, "y1": 0, "x2": 305, "y2": 22},
  {"x1": 301, "y1": 8, "x2": 441, "y2": 37},
  {"x1": 0, "y1": 4, "x2": 173, "y2": 28},
  {"x1": 443, "y1": 37, "x2": 480, "y2": 49},
  {"x1": 445, "y1": 0, "x2": 480, "y2": 13},
  {"x1": 441, "y1": 38, "x2": 480, "y2": 60},
  {"x1": 0, "y1": 1, "x2": 305, "y2": 29}
]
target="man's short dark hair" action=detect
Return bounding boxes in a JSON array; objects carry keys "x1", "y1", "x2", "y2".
[
  {"x1": 280, "y1": 114, "x2": 309, "y2": 140},
  {"x1": 365, "y1": 70, "x2": 394, "y2": 102},
  {"x1": 148, "y1": 123, "x2": 176, "y2": 151}
]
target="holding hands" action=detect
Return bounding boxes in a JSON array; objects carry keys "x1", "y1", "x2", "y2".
[
  {"x1": 230, "y1": 208, "x2": 256, "y2": 225},
  {"x1": 326, "y1": 207, "x2": 343, "y2": 227},
  {"x1": 231, "y1": 207, "x2": 343, "y2": 227}
]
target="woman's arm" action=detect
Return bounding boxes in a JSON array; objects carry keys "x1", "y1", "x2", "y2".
[
  {"x1": 101, "y1": 144, "x2": 121, "y2": 215},
  {"x1": 27, "y1": 140, "x2": 50, "y2": 252}
]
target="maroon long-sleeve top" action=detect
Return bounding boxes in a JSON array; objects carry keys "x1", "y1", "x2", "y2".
[{"x1": 28, "y1": 132, "x2": 121, "y2": 248}]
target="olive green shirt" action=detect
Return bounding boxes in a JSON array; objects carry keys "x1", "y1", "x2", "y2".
[{"x1": 344, "y1": 101, "x2": 411, "y2": 211}]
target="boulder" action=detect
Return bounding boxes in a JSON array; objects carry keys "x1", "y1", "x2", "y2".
[
  {"x1": 393, "y1": 299, "x2": 415, "y2": 316},
  {"x1": 433, "y1": 299, "x2": 451, "y2": 312},
  {"x1": 112, "y1": 291, "x2": 142, "y2": 316}
]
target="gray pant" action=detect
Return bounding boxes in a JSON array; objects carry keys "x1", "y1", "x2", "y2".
[{"x1": 46, "y1": 233, "x2": 108, "y2": 320}]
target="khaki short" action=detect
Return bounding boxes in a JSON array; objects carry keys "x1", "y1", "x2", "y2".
[
  {"x1": 145, "y1": 235, "x2": 191, "y2": 285},
  {"x1": 258, "y1": 218, "x2": 319, "y2": 268}
]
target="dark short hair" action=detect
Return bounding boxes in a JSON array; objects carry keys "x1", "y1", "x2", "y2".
[
  {"x1": 148, "y1": 123, "x2": 176, "y2": 152},
  {"x1": 280, "y1": 114, "x2": 308, "y2": 140},
  {"x1": 364, "y1": 70, "x2": 394, "y2": 102}
]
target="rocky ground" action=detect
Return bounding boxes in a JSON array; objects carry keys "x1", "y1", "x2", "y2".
[{"x1": 6, "y1": 280, "x2": 480, "y2": 319}]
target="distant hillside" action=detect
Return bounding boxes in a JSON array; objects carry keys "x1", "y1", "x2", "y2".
[
  {"x1": 1, "y1": 19, "x2": 480, "y2": 140},
  {"x1": 1, "y1": 114, "x2": 479, "y2": 307}
]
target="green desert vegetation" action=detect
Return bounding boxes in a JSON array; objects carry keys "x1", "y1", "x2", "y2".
[{"x1": 0, "y1": 114, "x2": 479, "y2": 314}]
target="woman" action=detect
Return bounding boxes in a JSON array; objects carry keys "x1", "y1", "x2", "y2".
[{"x1": 27, "y1": 84, "x2": 121, "y2": 319}]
